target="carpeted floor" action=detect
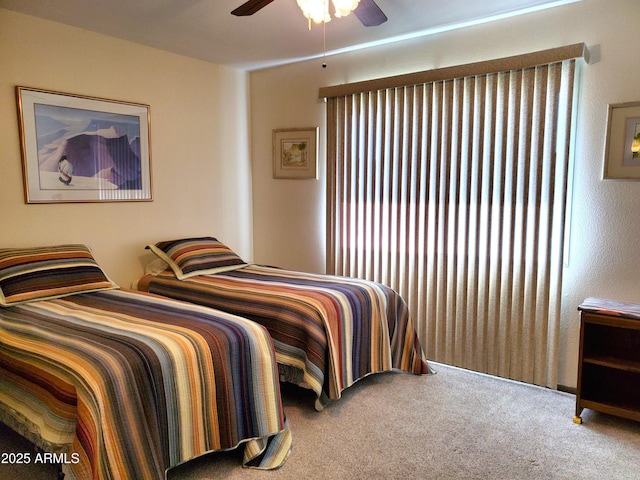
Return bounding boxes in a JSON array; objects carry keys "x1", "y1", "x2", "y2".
[{"x1": 2, "y1": 362, "x2": 639, "y2": 479}]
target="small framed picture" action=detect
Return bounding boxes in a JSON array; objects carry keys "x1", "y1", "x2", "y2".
[
  {"x1": 272, "y1": 127, "x2": 318, "y2": 179},
  {"x1": 16, "y1": 86, "x2": 152, "y2": 202},
  {"x1": 603, "y1": 101, "x2": 640, "y2": 180}
]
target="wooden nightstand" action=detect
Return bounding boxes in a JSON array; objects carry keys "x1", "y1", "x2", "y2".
[{"x1": 574, "y1": 298, "x2": 640, "y2": 424}]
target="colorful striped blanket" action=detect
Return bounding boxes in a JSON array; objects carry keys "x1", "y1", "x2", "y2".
[
  {"x1": 137, "y1": 265, "x2": 432, "y2": 410},
  {"x1": 0, "y1": 289, "x2": 291, "y2": 479}
]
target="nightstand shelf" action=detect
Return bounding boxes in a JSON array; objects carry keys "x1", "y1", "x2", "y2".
[
  {"x1": 575, "y1": 298, "x2": 640, "y2": 424},
  {"x1": 583, "y1": 354, "x2": 640, "y2": 374}
]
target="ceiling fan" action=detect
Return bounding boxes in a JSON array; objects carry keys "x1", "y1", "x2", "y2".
[{"x1": 231, "y1": 0, "x2": 388, "y2": 27}]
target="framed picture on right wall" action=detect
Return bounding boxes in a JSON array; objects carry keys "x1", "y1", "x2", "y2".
[{"x1": 603, "y1": 101, "x2": 640, "y2": 180}]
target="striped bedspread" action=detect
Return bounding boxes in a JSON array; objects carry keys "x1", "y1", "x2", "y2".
[
  {"x1": 137, "y1": 265, "x2": 432, "y2": 410},
  {"x1": 0, "y1": 289, "x2": 291, "y2": 480}
]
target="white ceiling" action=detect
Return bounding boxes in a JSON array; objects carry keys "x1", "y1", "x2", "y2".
[{"x1": 0, "y1": 0, "x2": 579, "y2": 71}]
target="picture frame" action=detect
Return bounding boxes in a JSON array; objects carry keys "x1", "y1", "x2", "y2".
[
  {"x1": 16, "y1": 86, "x2": 152, "y2": 203},
  {"x1": 603, "y1": 101, "x2": 640, "y2": 180},
  {"x1": 272, "y1": 127, "x2": 318, "y2": 179}
]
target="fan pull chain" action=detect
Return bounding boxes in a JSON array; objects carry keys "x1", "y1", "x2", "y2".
[{"x1": 322, "y1": 16, "x2": 327, "y2": 68}]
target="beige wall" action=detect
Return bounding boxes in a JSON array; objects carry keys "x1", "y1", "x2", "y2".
[
  {"x1": 0, "y1": 9, "x2": 253, "y2": 287},
  {"x1": 249, "y1": 0, "x2": 640, "y2": 388}
]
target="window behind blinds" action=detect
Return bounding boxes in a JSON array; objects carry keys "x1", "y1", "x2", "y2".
[{"x1": 322, "y1": 44, "x2": 588, "y2": 387}]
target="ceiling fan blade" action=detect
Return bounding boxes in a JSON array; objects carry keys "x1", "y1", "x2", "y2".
[
  {"x1": 231, "y1": 0, "x2": 276, "y2": 16},
  {"x1": 353, "y1": 0, "x2": 388, "y2": 26}
]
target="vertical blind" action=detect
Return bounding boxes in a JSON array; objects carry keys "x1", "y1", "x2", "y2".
[{"x1": 321, "y1": 45, "x2": 588, "y2": 388}]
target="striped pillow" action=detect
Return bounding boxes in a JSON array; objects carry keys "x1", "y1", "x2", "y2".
[
  {"x1": 147, "y1": 237, "x2": 246, "y2": 280},
  {"x1": 0, "y1": 245, "x2": 118, "y2": 306}
]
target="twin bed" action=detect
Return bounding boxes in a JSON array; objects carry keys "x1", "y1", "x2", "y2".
[
  {"x1": 0, "y1": 245, "x2": 290, "y2": 479},
  {"x1": 1, "y1": 239, "x2": 430, "y2": 479},
  {"x1": 138, "y1": 237, "x2": 431, "y2": 411}
]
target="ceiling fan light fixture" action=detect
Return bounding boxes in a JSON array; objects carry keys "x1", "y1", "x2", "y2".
[
  {"x1": 296, "y1": 0, "x2": 361, "y2": 25},
  {"x1": 332, "y1": 0, "x2": 360, "y2": 18},
  {"x1": 296, "y1": 0, "x2": 331, "y2": 24}
]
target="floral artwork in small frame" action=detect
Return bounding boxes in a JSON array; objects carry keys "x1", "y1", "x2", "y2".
[{"x1": 272, "y1": 127, "x2": 318, "y2": 179}]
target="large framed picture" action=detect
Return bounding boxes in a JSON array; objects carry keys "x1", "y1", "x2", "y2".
[
  {"x1": 16, "y1": 86, "x2": 152, "y2": 202},
  {"x1": 603, "y1": 101, "x2": 640, "y2": 180},
  {"x1": 272, "y1": 127, "x2": 318, "y2": 179}
]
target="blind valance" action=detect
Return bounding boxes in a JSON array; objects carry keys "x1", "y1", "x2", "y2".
[{"x1": 319, "y1": 43, "x2": 589, "y2": 99}]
